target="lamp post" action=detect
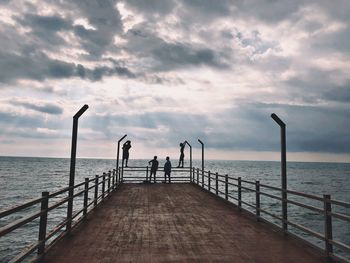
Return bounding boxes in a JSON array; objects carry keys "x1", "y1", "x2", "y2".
[
  {"x1": 185, "y1": 141, "x2": 192, "y2": 181},
  {"x1": 116, "y1": 134, "x2": 127, "y2": 175},
  {"x1": 271, "y1": 113, "x2": 287, "y2": 233},
  {"x1": 198, "y1": 139, "x2": 204, "y2": 179},
  {"x1": 67, "y1": 104, "x2": 89, "y2": 233}
]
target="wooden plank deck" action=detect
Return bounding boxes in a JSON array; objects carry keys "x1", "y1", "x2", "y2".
[{"x1": 45, "y1": 184, "x2": 326, "y2": 263}]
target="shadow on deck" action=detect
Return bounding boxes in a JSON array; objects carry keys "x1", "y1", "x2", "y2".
[{"x1": 45, "y1": 183, "x2": 326, "y2": 263}]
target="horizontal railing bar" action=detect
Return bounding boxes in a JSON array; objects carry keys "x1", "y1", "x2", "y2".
[
  {"x1": 329, "y1": 239, "x2": 350, "y2": 252},
  {"x1": 72, "y1": 188, "x2": 86, "y2": 198},
  {"x1": 259, "y1": 207, "x2": 283, "y2": 221},
  {"x1": 122, "y1": 176, "x2": 191, "y2": 179},
  {"x1": 259, "y1": 183, "x2": 282, "y2": 192},
  {"x1": 9, "y1": 241, "x2": 39, "y2": 263},
  {"x1": 287, "y1": 220, "x2": 325, "y2": 240},
  {"x1": 240, "y1": 185, "x2": 255, "y2": 192},
  {"x1": 123, "y1": 166, "x2": 192, "y2": 169},
  {"x1": 0, "y1": 197, "x2": 43, "y2": 219},
  {"x1": 87, "y1": 184, "x2": 96, "y2": 191},
  {"x1": 217, "y1": 189, "x2": 226, "y2": 196},
  {"x1": 227, "y1": 182, "x2": 238, "y2": 187},
  {"x1": 330, "y1": 199, "x2": 350, "y2": 208},
  {"x1": 48, "y1": 197, "x2": 69, "y2": 212},
  {"x1": 259, "y1": 191, "x2": 282, "y2": 201},
  {"x1": 45, "y1": 219, "x2": 68, "y2": 241},
  {"x1": 240, "y1": 200, "x2": 256, "y2": 209},
  {"x1": 286, "y1": 189, "x2": 324, "y2": 202},
  {"x1": 216, "y1": 178, "x2": 226, "y2": 184},
  {"x1": 48, "y1": 187, "x2": 70, "y2": 198},
  {"x1": 330, "y1": 211, "x2": 350, "y2": 222},
  {"x1": 286, "y1": 199, "x2": 324, "y2": 214},
  {"x1": 227, "y1": 194, "x2": 239, "y2": 202},
  {"x1": 0, "y1": 210, "x2": 43, "y2": 237},
  {"x1": 240, "y1": 179, "x2": 256, "y2": 185}
]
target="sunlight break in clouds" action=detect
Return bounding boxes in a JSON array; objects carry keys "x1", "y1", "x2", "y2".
[{"x1": 0, "y1": 0, "x2": 350, "y2": 162}]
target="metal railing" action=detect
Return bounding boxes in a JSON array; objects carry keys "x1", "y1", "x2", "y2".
[
  {"x1": 191, "y1": 167, "x2": 350, "y2": 263},
  {"x1": 1, "y1": 166, "x2": 349, "y2": 262},
  {"x1": 119, "y1": 166, "x2": 191, "y2": 183},
  {"x1": 0, "y1": 169, "x2": 120, "y2": 262}
]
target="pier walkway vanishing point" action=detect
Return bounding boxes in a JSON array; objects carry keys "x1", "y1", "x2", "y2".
[{"x1": 45, "y1": 183, "x2": 325, "y2": 263}]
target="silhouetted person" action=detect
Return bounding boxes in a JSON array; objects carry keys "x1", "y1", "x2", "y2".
[
  {"x1": 148, "y1": 156, "x2": 159, "y2": 183},
  {"x1": 122, "y1": 140, "x2": 131, "y2": 167},
  {"x1": 164, "y1": 156, "x2": 172, "y2": 183},
  {"x1": 177, "y1": 141, "x2": 186, "y2": 168}
]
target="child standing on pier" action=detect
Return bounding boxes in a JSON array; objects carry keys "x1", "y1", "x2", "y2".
[
  {"x1": 164, "y1": 156, "x2": 172, "y2": 183},
  {"x1": 148, "y1": 156, "x2": 159, "y2": 183}
]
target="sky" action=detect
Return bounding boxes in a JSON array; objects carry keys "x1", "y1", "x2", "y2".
[{"x1": 0, "y1": 0, "x2": 349, "y2": 162}]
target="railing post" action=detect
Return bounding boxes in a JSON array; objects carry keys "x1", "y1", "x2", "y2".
[
  {"x1": 112, "y1": 169, "x2": 115, "y2": 190},
  {"x1": 238, "y1": 177, "x2": 242, "y2": 210},
  {"x1": 324, "y1": 194, "x2": 333, "y2": 256},
  {"x1": 146, "y1": 166, "x2": 149, "y2": 181},
  {"x1": 102, "y1": 173, "x2": 106, "y2": 199},
  {"x1": 38, "y1": 191, "x2": 49, "y2": 258},
  {"x1": 208, "y1": 171, "x2": 211, "y2": 191},
  {"x1": 108, "y1": 171, "x2": 111, "y2": 194},
  {"x1": 215, "y1": 172, "x2": 218, "y2": 195},
  {"x1": 83, "y1": 178, "x2": 89, "y2": 219},
  {"x1": 118, "y1": 167, "x2": 121, "y2": 184},
  {"x1": 225, "y1": 174, "x2": 228, "y2": 200},
  {"x1": 94, "y1": 175, "x2": 98, "y2": 207},
  {"x1": 121, "y1": 164, "x2": 124, "y2": 182},
  {"x1": 202, "y1": 169, "x2": 204, "y2": 188},
  {"x1": 256, "y1": 181, "x2": 260, "y2": 221},
  {"x1": 197, "y1": 168, "x2": 199, "y2": 185}
]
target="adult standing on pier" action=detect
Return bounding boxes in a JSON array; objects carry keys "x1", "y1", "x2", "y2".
[
  {"x1": 177, "y1": 141, "x2": 186, "y2": 168},
  {"x1": 148, "y1": 156, "x2": 159, "y2": 183},
  {"x1": 164, "y1": 156, "x2": 172, "y2": 183},
  {"x1": 122, "y1": 140, "x2": 131, "y2": 167}
]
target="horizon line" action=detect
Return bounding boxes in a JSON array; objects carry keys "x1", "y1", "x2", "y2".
[{"x1": 1, "y1": 154, "x2": 349, "y2": 165}]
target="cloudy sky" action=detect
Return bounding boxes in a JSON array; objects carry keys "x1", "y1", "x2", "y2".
[{"x1": 0, "y1": 0, "x2": 349, "y2": 162}]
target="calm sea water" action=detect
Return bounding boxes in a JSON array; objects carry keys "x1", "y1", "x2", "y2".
[{"x1": 0, "y1": 157, "x2": 349, "y2": 262}]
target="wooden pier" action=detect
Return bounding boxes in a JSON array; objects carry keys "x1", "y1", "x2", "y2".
[{"x1": 45, "y1": 184, "x2": 325, "y2": 263}]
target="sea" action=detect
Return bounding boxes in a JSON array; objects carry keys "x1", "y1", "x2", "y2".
[{"x1": 0, "y1": 156, "x2": 349, "y2": 262}]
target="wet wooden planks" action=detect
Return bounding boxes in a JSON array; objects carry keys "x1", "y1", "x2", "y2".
[{"x1": 45, "y1": 184, "x2": 326, "y2": 263}]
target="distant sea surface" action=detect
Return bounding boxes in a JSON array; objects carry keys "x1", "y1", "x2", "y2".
[{"x1": 0, "y1": 156, "x2": 349, "y2": 262}]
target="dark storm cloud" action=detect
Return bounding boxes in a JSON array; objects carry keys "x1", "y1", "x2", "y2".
[
  {"x1": 311, "y1": 26, "x2": 350, "y2": 55},
  {"x1": 52, "y1": 0, "x2": 123, "y2": 58},
  {"x1": 0, "y1": 110, "x2": 69, "y2": 139},
  {"x1": 0, "y1": 49, "x2": 136, "y2": 84},
  {"x1": 125, "y1": 28, "x2": 229, "y2": 71},
  {"x1": 0, "y1": 51, "x2": 74, "y2": 83},
  {"x1": 0, "y1": 111, "x2": 43, "y2": 127},
  {"x1": 124, "y1": 0, "x2": 177, "y2": 16},
  {"x1": 323, "y1": 85, "x2": 350, "y2": 102},
  {"x1": 13, "y1": 101, "x2": 63, "y2": 115},
  {"x1": 17, "y1": 13, "x2": 71, "y2": 31},
  {"x1": 281, "y1": 68, "x2": 350, "y2": 104}
]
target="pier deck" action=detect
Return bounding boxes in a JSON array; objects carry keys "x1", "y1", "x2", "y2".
[{"x1": 46, "y1": 184, "x2": 326, "y2": 263}]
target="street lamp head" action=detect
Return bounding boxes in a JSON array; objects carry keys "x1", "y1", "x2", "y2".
[
  {"x1": 271, "y1": 113, "x2": 286, "y2": 127},
  {"x1": 73, "y1": 104, "x2": 89, "y2": 119}
]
